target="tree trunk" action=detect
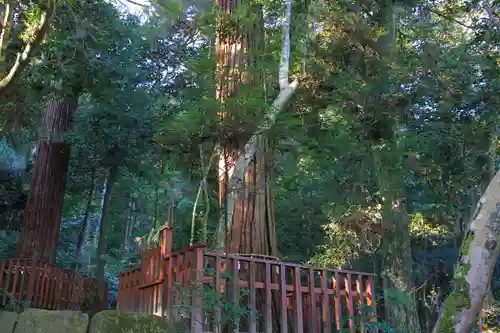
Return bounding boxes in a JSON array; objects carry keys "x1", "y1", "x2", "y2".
[
  {"x1": 95, "y1": 165, "x2": 117, "y2": 311},
  {"x1": 214, "y1": 0, "x2": 297, "y2": 254},
  {"x1": 75, "y1": 170, "x2": 96, "y2": 265},
  {"x1": 17, "y1": 98, "x2": 78, "y2": 264},
  {"x1": 213, "y1": 0, "x2": 276, "y2": 256},
  {"x1": 212, "y1": 2, "x2": 296, "y2": 331},
  {"x1": 372, "y1": 146, "x2": 421, "y2": 333},
  {"x1": 219, "y1": 136, "x2": 278, "y2": 256},
  {"x1": 433, "y1": 170, "x2": 500, "y2": 333}
]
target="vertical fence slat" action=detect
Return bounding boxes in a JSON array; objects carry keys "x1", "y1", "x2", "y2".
[
  {"x1": 151, "y1": 254, "x2": 156, "y2": 313},
  {"x1": 56, "y1": 268, "x2": 63, "y2": 310},
  {"x1": 40, "y1": 263, "x2": 47, "y2": 309},
  {"x1": 334, "y1": 271, "x2": 342, "y2": 331},
  {"x1": 265, "y1": 262, "x2": 273, "y2": 333},
  {"x1": 183, "y1": 251, "x2": 191, "y2": 290},
  {"x1": 214, "y1": 255, "x2": 222, "y2": 333},
  {"x1": 55, "y1": 268, "x2": 61, "y2": 310},
  {"x1": 34, "y1": 262, "x2": 42, "y2": 308},
  {"x1": 68, "y1": 271, "x2": 75, "y2": 310},
  {"x1": 249, "y1": 259, "x2": 257, "y2": 333},
  {"x1": 47, "y1": 265, "x2": 53, "y2": 309},
  {"x1": 104, "y1": 280, "x2": 109, "y2": 310},
  {"x1": 11, "y1": 260, "x2": 20, "y2": 303},
  {"x1": 184, "y1": 251, "x2": 192, "y2": 318},
  {"x1": 74, "y1": 274, "x2": 81, "y2": 310},
  {"x1": 123, "y1": 272, "x2": 129, "y2": 312},
  {"x1": 116, "y1": 273, "x2": 122, "y2": 311},
  {"x1": 172, "y1": 254, "x2": 182, "y2": 320},
  {"x1": 280, "y1": 264, "x2": 288, "y2": 333},
  {"x1": 191, "y1": 248, "x2": 204, "y2": 333},
  {"x1": 126, "y1": 273, "x2": 131, "y2": 312},
  {"x1": 53, "y1": 266, "x2": 59, "y2": 309},
  {"x1": 321, "y1": 269, "x2": 331, "y2": 333},
  {"x1": 18, "y1": 260, "x2": 27, "y2": 306},
  {"x1": 48, "y1": 266, "x2": 55, "y2": 309},
  {"x1": 232, "y1": 258, "x2": 240, "y2": 333},
  {"x1": 153, "y1": 252, "x2": 158, "y2": 314},
  {"x1": 345, "y1": 274, "x2": 355, "y2": 332},
  {"x1": 0, "y1": 260, "x2": 6, "y2": 295},
  {"x1": 26, "y1": 260, "x2": 36, "y2": 308},
  {"x1": 160, "y1": 226, "x2": 172, "y2": 258},
  {"x1": 40, "y1": 262, "x2": 47, "y2": 309},
  {"x1": 63, "y1": 272, "x2": 70, "y2": 310},
  {"x1": 3, "y1": 260, "x2": 13, "y2": 306},
  {"x1": 308, "y1": 268, "x2": 317, "y2": 333},
  {"x1": 357, "y1": 274, "x2": 365, "y2": 331},
  {"x1": 294, "y1": 266, "x2": 304, "y2": 333},
  {"x1": 40, "y1": 263, "x2": 49, "y2": 308},
  {"x1": 165, "y1": 256, "x2": 173, "y2": 317},
  {"x1": 366, "y1": 275, "x2": 376, "y2": 322}
]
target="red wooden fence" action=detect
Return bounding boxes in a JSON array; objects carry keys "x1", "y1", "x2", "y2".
[
  {"x1": 118, "y1": 232, "x2": 377, "y2": 333},
  {"x1": 0, "y1": 258, "x2": 107, "y2": 311}
]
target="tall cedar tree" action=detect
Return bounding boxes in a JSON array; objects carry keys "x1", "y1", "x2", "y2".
[
  {"x1": 216, "y1": 0, "x2": 278, "y2": 257},
  {"x1": 17, "y1": 97, "x2": 79, "y2": 263}
]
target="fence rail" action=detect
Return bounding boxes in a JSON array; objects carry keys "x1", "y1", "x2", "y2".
[
  {"x1": 118, "y1": 242, "x2": 377, "y2": 333},
  {"x1": 0, "y1": 258, "x2": 107, "y2": 311}
]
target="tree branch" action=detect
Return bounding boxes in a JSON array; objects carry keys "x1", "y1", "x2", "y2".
[
  {"x1": 0, "y1": 0, "x2": 55, "y2": 96},
  {"x1": 0, "y1": 1, "x2": 14, "y2": 61},
  {"x1": 216, "y1": 80, "x2": 299, "y2": 250},
  {"x1": 215, "y1": 0, "x2": 299, "y2": 250},
  {"x1": 118, "y1": 0, "x2": 150, "y2": 8},
  {"x1": 421, "y1": 5, "x2": 476, "y2": 30},
  {"x1": 278, "y1": 0, "x2": 292, "y2": 90},
  {"x1": 433, "y1": 170, "x2": 500, "y2": 333}
]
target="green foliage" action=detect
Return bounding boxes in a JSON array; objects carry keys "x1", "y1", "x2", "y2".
[
  {"x1": 171, "y1": 268, "x2": 251, "y2": 328},
  {"x1": 0, "y1": 0, "x2": 498, "y2": 330},
  {"x1": 0, "y1": 231, "x2": 18, "y2": 257}
]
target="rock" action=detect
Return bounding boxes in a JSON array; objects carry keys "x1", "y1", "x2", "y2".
[
  {"x1": 0, "y1": 311, "x2": 18, "y2": 333},
  {"x1": 14, "y1": 309, "x2": 88, "y2": 333},
  {"x1": 88, "y1": 310, "x2": 186, "y2": 333}
]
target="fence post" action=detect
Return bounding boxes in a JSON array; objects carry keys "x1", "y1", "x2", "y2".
[
  {"x1": 191, "y1": 247, "x2": 204, "y2": 333},
  {"x1": 103, "y1": 280, "x2": 109, "y2": 310},
  {"x1": 160, "y1": 225, "x2": 173, "y2": 258},
  {"x1": 116, "y1": 273, "x2": 122, "y2": 311},
  {"x1": 26, "y1": 258, "x2": 38, "y2": 307},
  {"x1": 163, "y1": 255, "x2": 173, "y2": 318}
]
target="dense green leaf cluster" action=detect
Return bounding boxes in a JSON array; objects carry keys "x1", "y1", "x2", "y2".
[{"x1": 0, "y1": 0, "x2": 498, "y2": 329}]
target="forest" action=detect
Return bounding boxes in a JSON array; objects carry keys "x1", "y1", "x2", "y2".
[{"x1": 0, "y1": 0, "x2": 498, "y2": 332}]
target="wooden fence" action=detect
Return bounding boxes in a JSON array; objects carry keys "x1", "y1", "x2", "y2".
[
  {"x1": 118, "y1": 240, "x2": 377, "y2": 333},
  {"x1": 0, "y1": 258, "x2": 107, "y2": 311}
]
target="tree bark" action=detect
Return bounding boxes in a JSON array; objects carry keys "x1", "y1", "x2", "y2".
[
  {"x1": 432, "y1": 171, "x2": 500, "y2": 333},
  {"x1": 214, "y1": 0, "x2": 269, "y2": 255},
  {"x1": 214, "y1": 0, "x2": 297, "y2": 254},
  {"x1": 219, "y1": 136, "x2": 278, "y2": 256},
  {"x1": 17, "y1": 98, "x2": 78, "y2": 264},
  {"x1": 372, "y1": 146, "x2": 421, "y2": 333},
  {"x1": 212, "y1": 2, "x2": 297, "y2": 331}
]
